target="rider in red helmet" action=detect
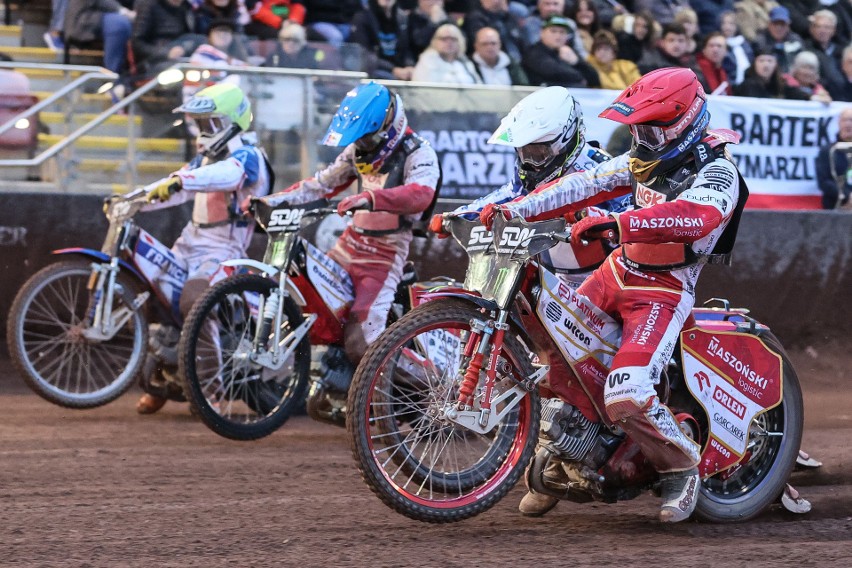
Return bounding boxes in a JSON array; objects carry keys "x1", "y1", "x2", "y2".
[{"x1": 481, "y1": 67, "x2": 749, "y2": 523}]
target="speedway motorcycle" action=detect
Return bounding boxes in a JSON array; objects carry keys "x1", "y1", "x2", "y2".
[
  {"x1": 347, "y1": 215, "x2": 803, "y2": 523},
  {"x1": 6, "y1": 187, "x2": 216, "y2": 408},
  {"x1": 177, "y1": 197, "x2": 442, "y2": 441}
]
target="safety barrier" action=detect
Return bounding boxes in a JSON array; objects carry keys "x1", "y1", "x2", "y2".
[{"x1": 0, "y1": 195, "x2": 849, "y2": 345}]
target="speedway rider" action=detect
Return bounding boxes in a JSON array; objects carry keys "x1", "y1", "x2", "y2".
[
  {"x1": 136, "y1": 83, "x2": 273, "y2": 415},
  {"x1": 430, "y1": 86, "x2": 631, "y2": 289},
  {"x1": 481, "y1": 68, "x2": 748, "y2": 523},
  {"x1": 263, "y1": 81, "x2": 441, "y2": 389}
]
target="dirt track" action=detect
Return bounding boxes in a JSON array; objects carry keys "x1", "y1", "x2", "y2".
[{"x1": 1, "y1": 345, "x2": 851, "y2": 568}]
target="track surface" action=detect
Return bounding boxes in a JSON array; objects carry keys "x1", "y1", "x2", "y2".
[{"x1": 1, "y1": 346, "x2": 850, "y2": 567}]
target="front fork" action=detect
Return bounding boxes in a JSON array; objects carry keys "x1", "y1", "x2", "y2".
[
  {"x1": 446, "y1": 309, "x2": 549, "y2": 434},
  {"x1": 83, "y1": 258, "x2": 148, "y2": 341},
  {"x1": 250, "y1": 275, "x2": 315, "y2": 371}
]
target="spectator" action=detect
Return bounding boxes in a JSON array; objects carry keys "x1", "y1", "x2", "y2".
[
  {"x1": 783, "y1": 49, "x2": 833, "y2": 103},
  {"x1": 689, "y1": 0, "x2": 735, "y2": 36},
  {"x1": 632, "y1": 0, "x2": 690, "y2": 27},
  {"x1": 752, "y1": 6, "x2": 803, "y2": 73},
  {"x1": 521, "y1": 0, "x2": 587, "y2": 57},
  {"x1": 132, "y1": 0, "x2": 197, "y2": 75},
  {"x1": 462, "y1": 0, "x2": 525, "y2": 63},
  {"x1": 695, "y1": 31, "x2": 731, "y2": 94},
  {"x1": 63, "y1": 0, "x2": 136, "y2": 75},
  {"x1": 637, "y1": 23, "x2": 697, "y2": 75},
  {"x1": 263, "y1": 21, "x2": 324, "y2": 68},
  {"x1": 673, "y1": 8, "x2": 699, "y2": 56},
  {"x1": 835, "y1": 45, "x2": 852, "y2": 102},
  {"x1": 412, "y1": 23, "x2": 482, "y2": 83},
  {"x1": 734, "y1": 0, "x2": 778, "y2": 43},
  {"x1": 351, "y1": 0, "x2": 415, "y2": 80},
  {"x1": 522, "y1": 15, "x2": 600, "y2": 87},
  {"x1": 613, "y1": 11, "x2": 657, "y2": 64},
  {"x1": 586, "y1": 29, "x2": 639, "y2": 90},
  {"x1": 243, "y1": 0, "x2": 305, "y2": 40},
  {"x1": 719, "y1": 10, "x2": 754, "y2": 86},
  {"x1": 733, "y1": 45, "x2": 809, "y2": 98},
  {"x1": 803, "y1": 9, "x2": 846, "y2": 100},
  {"x1": 301, "y1": 0, "x2": 363, "y2": 48},
  {"x1": 824, "y1": 0, "x2": 852, "y2": 46},
  {"x1": 778, "y1": 0, "x2": 820, "y2": 40},
  {"x1": 408, "y1": 0, "x2": 450, "y2": 61},
  {"x1": 195, "y1": 0, "x2": 249, "y2": 35},
  {"x1": 45, "y1": 0, "x2": 69, "y2": 51},
  {"x1": 470, "y1": 26, "x2": 528, "y2": 84},
  {"x1": 815, "y1": 105, "x2": 852, "y2": 209},
  {"x1": 567, "y1": 0, "x2": 599, "y2": 57}
]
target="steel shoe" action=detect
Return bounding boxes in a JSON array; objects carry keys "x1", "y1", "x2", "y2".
[
  {"x1": 518, "y1": 491, "x2": 559, "y2": 517},
  {"x1": 659, "y1": 467, "x2": 699, "y2": 523}
]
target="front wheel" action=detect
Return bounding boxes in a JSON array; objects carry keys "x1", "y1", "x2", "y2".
[
  {"x1": 348, "y1": 298, "x2": 540, "y2": 523},
  {"x1": 6, "y1": 259, "x2": 148, "y2": 408},
  {"x1": 179, "y1": 274, "x2": 311, "y2": 441},
  {"x1": 695, "y1": 332, "x2": 804, "y2": 522}
]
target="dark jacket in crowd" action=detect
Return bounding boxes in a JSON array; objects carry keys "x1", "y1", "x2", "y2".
[
  {"x1": 689, "y1": 0, "x2": 735, "y2": 35},
  {"x1": 462, "y1": 5, "x2": 525, "y2": 63},
  {"x1": 263, "y1": 44, "x2": 323, "y2": 69},
  {"x1": 132, "y1": 0, "x2": 195, "y2": 65},
  {"x1": 779, "y1": 0, "x2": 820, "y2": 40},
  {"x1": 816, "y1": 138, "x2": 852, "y2": 208},
  {"x1": 803, "y1": 37, "x2": 846, "y2": 100},
  {"x1": 350, "y1": 0, "x2": 413, "y2": 76},
  {"x1": 522, "y1": 40, "x2": 600, "y2": 88},
  {"x1": 302, "y1": 0, "x2": 362, "y2": 26},
  {"x1": 732, "y1": 67, "x2": 811, "y2": 100},
  {"x1": 615, "y1": 30, "x2": 651, "y2": 64},
  {"x1": 64, "y1": 0, "x2": 123, "y2": 44},
  {"x1": 406, "y1": 10, "x2": 448, "y2": 61},
  {"x1": 195, "y1": 0, "x2": 244, "y2": 35}
]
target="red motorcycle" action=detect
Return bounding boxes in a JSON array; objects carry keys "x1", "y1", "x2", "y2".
[{"x1": 347, "y1": 215, "x2": 803, "y2": 523}]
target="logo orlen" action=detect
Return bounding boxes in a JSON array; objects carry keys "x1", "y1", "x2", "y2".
[
  {"x1": 694, "y1": 370, "x2": 710, "y2": 392},
  {"x1": 713, "y1": 385, "x2": 746, "y2": 419},
  {"x1": 635, "y1": 184, "x2": 666, "y2": 207}
]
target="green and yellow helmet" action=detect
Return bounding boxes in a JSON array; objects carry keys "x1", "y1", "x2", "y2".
[{"x1": 175, "y1": 83, "x2": 252, "y2": 156}]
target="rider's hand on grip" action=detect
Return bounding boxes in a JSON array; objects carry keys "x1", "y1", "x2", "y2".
[
  {"x1": 102, "y1": 193, "x2": 122, "y2": 214},
  {"x1": 337, "y1": 192, "x2": 373, "y2": 216},
  {"x1": 429, "y1": 213, "x2": 450, "y2": 239},
  {"x1": 479, "y1": 203, "x2": 515, "y2": 230},
  {"x1": 147, "y1": 177, "x2": 182, "y2": 203},
  {"x1": 570, "y1": 215, "x2": 620, "y2": 245}
]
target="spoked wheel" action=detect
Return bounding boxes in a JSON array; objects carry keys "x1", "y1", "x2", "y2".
[
  {"x1": 348, "y1": 298, "x2": 540, "y2": 523},
  {"x1": 179, "y1": 274, "x2": 311, "y2": 441},
  {"x1": 695, "y1": 333, "x2": 804, "y2": 522},
  {"x1": 6, "y1": 259, "x2": 148, "y2": 408}
]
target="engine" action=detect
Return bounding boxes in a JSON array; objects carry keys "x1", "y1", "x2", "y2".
[{"x1": 539, "y1": 398, "x2": 601, "y2": 460}]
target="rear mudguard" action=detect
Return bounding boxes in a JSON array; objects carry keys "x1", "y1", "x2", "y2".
[{"x1": 53, "y1": 247, "x2": 146, "y2": 284}]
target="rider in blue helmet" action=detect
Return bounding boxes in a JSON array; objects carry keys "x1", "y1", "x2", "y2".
[{"x1": 262, "y1": 81, "x2": 442, "y2": 421}]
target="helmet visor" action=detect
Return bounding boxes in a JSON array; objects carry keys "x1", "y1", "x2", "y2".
[
  {"x1": 517, "y1": 141, "x2": 557, "y2": 168},
  {"x1": 630, "y1": 124, "x2": 669, "y2": 151},
  {"x1": 196, "y1": 116, "x2": 225, "y2": 136},
  {"x1": 354, "y1": 130, "x2": 387, "y2": 153}
]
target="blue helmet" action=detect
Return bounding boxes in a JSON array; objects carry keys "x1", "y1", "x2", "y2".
[{"x1": 322, "y1": 82, "x2": 408, "y2": 174}]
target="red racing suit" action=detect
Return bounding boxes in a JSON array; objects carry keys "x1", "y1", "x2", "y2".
[
  {"x1": 276, "y1": 129, "x2": 440, "y2": 363},
  {"x1": 503, "y1": 132, "x2": 746, "y2": 473}
]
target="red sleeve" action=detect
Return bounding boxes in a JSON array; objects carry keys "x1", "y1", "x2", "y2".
[
  {"x1": 616, "y1": 201, "x2": 723, "y2": 244},
  {"x1": 288, "y1": 3, "x2": 306, "y2": 24},
  {"x1": 367, "y1": 183, "x2": 435, "y2": 215},
  {"x1": 252, "y1": 2, "x2": 283, "y2": 28}
]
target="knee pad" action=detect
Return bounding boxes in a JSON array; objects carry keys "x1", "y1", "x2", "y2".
[{"x1": 604, "y1": 365, "x2": 659, "y2": 422}]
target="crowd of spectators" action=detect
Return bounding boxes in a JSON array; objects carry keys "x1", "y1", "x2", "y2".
[{"x1": 38, "y1": 0, "x2": 852, "y2": 104}]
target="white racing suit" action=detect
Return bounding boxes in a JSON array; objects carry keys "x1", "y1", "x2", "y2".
[
  {"x1": 453, "y1": 140, "x2": 630, "y2": 288},
  {"x1": 143, "y1": 135, "x2": 273, "y2": 317},
  {"x1": 503, "y1": 132, "x2": 745, "y2": 473},
  {"x1": 275, "y1": 129, "x2": 440, "y2": 364}
]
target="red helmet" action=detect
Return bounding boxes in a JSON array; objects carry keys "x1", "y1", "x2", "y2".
[{"x1": 600, "y1": 68, "x2": 709, "y2": 182}]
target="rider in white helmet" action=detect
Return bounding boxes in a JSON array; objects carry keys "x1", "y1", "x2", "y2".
[{"x1": 431, "y1": 86, "x2": 631, "y2": 287}]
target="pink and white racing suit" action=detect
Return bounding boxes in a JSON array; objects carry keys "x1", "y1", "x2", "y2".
[
  {"x1": 504, "y1": 142, "x2": 743, "y2": 473},
  {"x1": 277, "y1": 131, "x2": 440, "y2": 363},
  {"x1": 143, "y1": 136, "x2": 272, "y2": 316}
]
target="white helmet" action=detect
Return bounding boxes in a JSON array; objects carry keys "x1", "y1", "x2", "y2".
[{"x1": 489, "y1": 87, "x2": 585, "y2": 190}]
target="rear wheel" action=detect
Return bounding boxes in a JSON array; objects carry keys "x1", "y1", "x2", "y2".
[
  {"x1": 179, "y1": 274, "x2": 311, "y2": 440},
  {"x1": 7, "y1": 259, "x2": 147, "y2": 408},
  {"x1": 348, "y1": 299, "x2": 540, "y2": 523},
  {"x1": 695, "y1": 333, "x2": 804, "y2": 522}
]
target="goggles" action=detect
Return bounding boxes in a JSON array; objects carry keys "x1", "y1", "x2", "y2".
[
  {"x1": 517, "y1": 139, "x2": 558, "y2": 168},
  {"x1": 195, "y1": 116, "x2": 226, "y2": 136},
  {"x1": 354, "y1": 130, "x2": 387, "y2": 153},
  {"x1": 629, "y1": 124, "x2": 672, "y2": 151}
]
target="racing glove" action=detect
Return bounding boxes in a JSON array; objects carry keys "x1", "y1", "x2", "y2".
[
  {"x1": 479, "y1": 203, "x2": 517, "y2": 230},
  {"x1": 429, "y1": 213, "x2": 450, "y2": 239},
  {"x1": 570, "y1": 214, "x2": 620, "y2": 245},
  {"x1": 337, "y1": 192, "x2": 373, "y2": 216},
  {"x1": 102, "y1": 193, "x2": 123, "y2": 214},
  {"x1": 147, "y1": 177, "x2": 182, "y2": 203}
]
